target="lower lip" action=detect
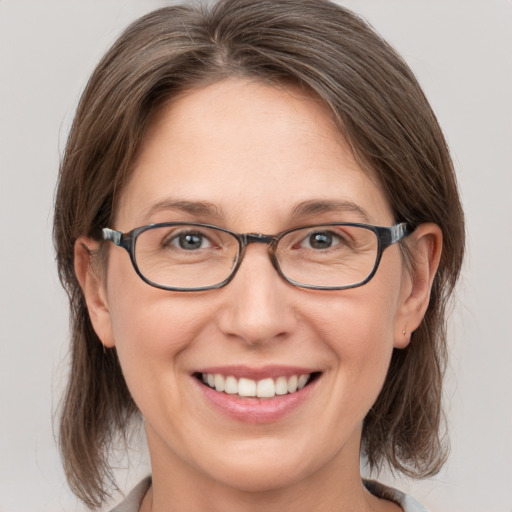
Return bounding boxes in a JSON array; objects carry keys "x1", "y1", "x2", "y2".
[{"x1": 194, "y1": 377, "x2": 318, "y2": 424}]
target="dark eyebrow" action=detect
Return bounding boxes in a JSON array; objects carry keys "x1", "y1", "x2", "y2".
[
  {"x1": 142, "y1": 199, "x2": 222, "y2": 222},
  {"x1": 291, "y1": 199, "x2": 372, "y2": 223}
]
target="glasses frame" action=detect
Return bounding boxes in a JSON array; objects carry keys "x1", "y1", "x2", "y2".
[{"x1": 102, "y1": 222, "x2": 409, "y2": 292}]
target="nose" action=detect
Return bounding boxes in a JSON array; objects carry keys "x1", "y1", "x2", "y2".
[{"x1": 216, "y1": 245, "x2": 298, "y2": 346}]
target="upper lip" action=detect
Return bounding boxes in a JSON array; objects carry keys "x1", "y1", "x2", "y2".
[{"x1": 194, "y1": 365, "x2": 320, "y2": 380}]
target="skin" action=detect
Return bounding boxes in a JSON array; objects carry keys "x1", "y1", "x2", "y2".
[{"x1": 76, "y1": 79, "x2": 442, "y2": 512}]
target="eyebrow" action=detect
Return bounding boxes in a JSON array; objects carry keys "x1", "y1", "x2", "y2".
[
  {"x1": 142, "y1": 199, "x2": 222, "y2": 222},
  {"x1": 291, "y1": 199, "x2": 372, "y2": 223},
  {"x1": 141, "y1": 198, "x2": 372, "y2": 225}
]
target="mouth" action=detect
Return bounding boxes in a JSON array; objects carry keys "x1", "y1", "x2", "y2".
[{"x1": 194, "y1": 371, "x2": 321, "y2": 399}]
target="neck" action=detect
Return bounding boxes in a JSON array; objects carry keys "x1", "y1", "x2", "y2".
[{"x1": 141, "y1": 427, "x2": 400, "y2": 512}]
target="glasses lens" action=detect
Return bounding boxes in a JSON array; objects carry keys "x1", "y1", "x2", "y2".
[
  {"x1": 134, "y1": 225, "x2": 240, "y2": 289},
  {"x1": 276, "y1": 225, "x2": 379, "y2": 288}
]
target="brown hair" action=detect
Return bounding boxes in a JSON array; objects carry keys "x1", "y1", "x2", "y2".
[{"x1": 54, "y1": 0, "x2": 465, "y2": 507}]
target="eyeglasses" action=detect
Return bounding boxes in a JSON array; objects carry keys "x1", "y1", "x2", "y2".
[{"x1": 102, "y1": 222, "x2": 409, "y2": 292}]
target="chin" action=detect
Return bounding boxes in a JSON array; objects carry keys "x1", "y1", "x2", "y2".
[
  {"x1": 192, "y1": 439, "x2": 326, "y2": 494},
  {"x1": 207, "y1": 462, "x2": 304, "y2": 494}
]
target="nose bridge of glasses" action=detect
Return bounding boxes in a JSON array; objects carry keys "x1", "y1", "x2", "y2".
[
  {"x1": 237, "y1": 233, "x2": 280, "y2": 273},
  {"x1": 241, "y1": 233, "x2": 276, "y2": 246}
]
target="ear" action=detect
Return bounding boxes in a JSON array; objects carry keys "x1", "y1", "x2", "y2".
[
  {"x1": 394, "y1": 223, "x2": 443, "y2": 348},
  {"x1": 74, "y1": 238, "x2": 116, "y2": 348}
]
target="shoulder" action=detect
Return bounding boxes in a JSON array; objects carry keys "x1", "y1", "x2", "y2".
[
  {"x1": 109, "y1": 477, "x2": 152, "y2": 512},
  {"x1": 364, "y1": 480, "x2": 429, "y2": 512}
]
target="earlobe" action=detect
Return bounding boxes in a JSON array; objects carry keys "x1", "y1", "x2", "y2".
[
  {"x1": 394, "y1": 223, "x2": 443, "y2": 348},
  {"x1": 74, "y1": 238, "x2": 115, "y2": 348}
]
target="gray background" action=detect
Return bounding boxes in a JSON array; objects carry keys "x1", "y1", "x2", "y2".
[{"x1": 1, "y1": 1, "x2": 511, "y2": 511}]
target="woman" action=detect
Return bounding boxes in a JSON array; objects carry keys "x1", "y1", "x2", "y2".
[{"x1": 53, "y1": 0, "x2": 465, "y2": 510}]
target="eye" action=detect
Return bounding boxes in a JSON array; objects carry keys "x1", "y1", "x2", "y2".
[
  {"x1": 168, "y1": 231, "x2": 213, "y2": 251},
  {"x1": 301, "y1": 230, "x2": 342, "y2": 250}
]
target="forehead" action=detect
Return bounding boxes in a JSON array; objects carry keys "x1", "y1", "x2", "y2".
[{"x1": 117, "y1": 78, "x2": 393, "y2": 231}]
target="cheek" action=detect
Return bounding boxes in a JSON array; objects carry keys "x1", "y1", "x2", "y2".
[
  {"x1": 109, "y1": 294, "x2": 205, "y2": 359},
  {"x1": 325, "y1": 300, "x2": 396, "y2": 385},
  {"x1": 105, "y1": 290, "x2": 221, "y2": 429},
  {"x1": 315, "y1": 283, "x2": 398, "y2": 355},
  {"x1": 104, "y1": 258, "x2": 211, "y2": 385},
  {"x1": 310, "y1": 262, "x2": 403, "y2": 400}
]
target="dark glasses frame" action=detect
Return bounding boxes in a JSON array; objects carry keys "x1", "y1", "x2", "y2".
[{"x1": 102, "y1": 222, "x2": 410, "y2": 292}]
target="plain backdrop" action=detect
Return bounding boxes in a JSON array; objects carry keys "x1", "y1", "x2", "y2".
[{"x1": 1, "y1": 1, "x2": 511, "y2": 511}]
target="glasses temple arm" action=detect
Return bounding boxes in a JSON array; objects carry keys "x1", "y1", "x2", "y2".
[{"x1": 102, "y1": 227, "x2": 123, "y2": 246}]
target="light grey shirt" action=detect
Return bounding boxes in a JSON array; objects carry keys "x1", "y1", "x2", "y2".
[{"x1": 109, "y1": 477, "x2": 429, "y2": 512}]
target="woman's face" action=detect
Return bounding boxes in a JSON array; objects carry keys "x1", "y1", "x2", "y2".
[{"x1": 88, "y1": 79, "x2": 416, "y2": 494}]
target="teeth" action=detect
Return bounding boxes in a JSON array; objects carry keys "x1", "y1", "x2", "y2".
[
  {"x1": 201, "y1": 373, "x2": 313, "y2": 398},
  {"x1": 256, "y1": 378, "x2": 275, "y2": 398},
  {"x1": 287, "y1": 375, "x2": 298, "y2": 393},
  {"x1": 297, "y1": 374, "x2": 309, "y2": 390},
  {"x1": 214, "y1": 374, "x2": 225, "y2": 392},
  {"x1": 238, "y1": 378, "x2": 257, "y2": 397},
  {"x1": 275, "y1": 376, "x2": 288, "y2": 395},
  {"x1": 225, "y1": 376, "x2": 238, "y2": 394}
]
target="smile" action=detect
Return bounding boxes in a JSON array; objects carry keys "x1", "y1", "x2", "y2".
[
  {"x1": 193, "y1": 367, "x2": 321, "y2": 423},
  {"x1": 200, "y1": 373, "x2": 315, "y2": 398}
]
